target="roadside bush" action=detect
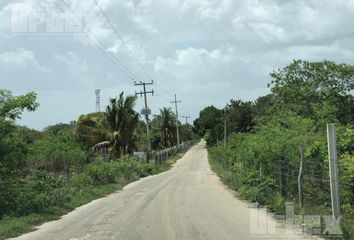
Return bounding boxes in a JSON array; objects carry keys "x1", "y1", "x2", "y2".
[
  {"x1": 0, "y1": 171, "x2": 66, "y2": 218},
  {"x1": 28, "y1": 131, "x2": 85, "y2": 173},
  {"x1": 69, "y1": 172, "x2": 92, "y2": 189},
  {"x1": 86, "y1": 162, "x2": 116, "y2": 185},
  {"x1": 85, "y1": 157, "x2": 150, "y2": 185}
]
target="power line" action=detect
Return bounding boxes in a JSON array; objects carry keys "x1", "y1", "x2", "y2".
[
  {"x1": 154, "y1": 81, "x2": 173, "y2": 96},
  {"x1": 58, "y1": 1, "x2": 137, "y2": 82},
  {"x1": 91, "y1": 0, "x2": 189, "y2": 106},
  {"x1": 92, "y1": 0, "x2": 154, "y2": 82},
  {"x1": 59, "y1": 1, "x2": 186, "y2": 120},
  {"x1": 91, "y1": 0, "x2": 180, "y2": 100}
]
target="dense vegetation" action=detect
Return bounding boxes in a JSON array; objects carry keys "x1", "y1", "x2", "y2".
[
  {"x1": 0, "y1": 90, "x2": 194, "y2": 239},
  {"x1": 194, "y1": 60, "x2": 354, "y2": 238}
]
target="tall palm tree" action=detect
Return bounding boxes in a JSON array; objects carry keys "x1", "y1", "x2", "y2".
[
  {"x1": 106, "y1": 92, "x2": 139, "y2": 158},
  {"x1": 156, "y1": 107, "x2": 176, "y2": 148}
]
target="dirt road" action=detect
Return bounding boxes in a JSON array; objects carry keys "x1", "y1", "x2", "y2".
[{"x1": 13, "y1": 141, "x2": 316, "y2": 240}]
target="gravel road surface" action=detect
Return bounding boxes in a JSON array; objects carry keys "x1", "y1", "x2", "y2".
[{"x1": 12, "y1": 141, "x2": 317, "y2": 240}]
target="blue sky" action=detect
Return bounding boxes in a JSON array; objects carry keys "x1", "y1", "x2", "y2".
[{"x1": 1, "y1": 0, "x2": 354, "y2": 130}]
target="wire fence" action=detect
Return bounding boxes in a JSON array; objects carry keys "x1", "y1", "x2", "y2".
[{"x1": 133, "y1": 141, "x2": 193, "y2": 164}]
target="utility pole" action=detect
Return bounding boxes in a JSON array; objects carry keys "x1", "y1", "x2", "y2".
[
  {"x1": 182, "y1": 116, "x2": 190, "y2": 125},
  {"x1": 171, "y1": 94, "x2": 181, "y2": 147},
  {"x1": 95, "y1": 89, "x2": 101, "y2": 112},
  {"x1": 327, "y1": 124, "x2": 341, "y2": 221},
  {"x1": 135, "y1": 81, "x2": 154, "y2": 161},
  {"x1": 182, "y1": 116, "x2": 190, "y2": 142}
]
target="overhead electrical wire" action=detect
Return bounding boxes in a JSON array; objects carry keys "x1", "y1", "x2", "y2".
[
  {"x1": 59, "y1": 0, "x2": 185, "y2": 110},
  {"x1": 92, "y1": 0, "x2": 154, "y2": 82},
  {"x1": 91, "y1": 0, "x2": 176, "y2": 99},
  {"x1": 58, "y1": 0, "x2": 138, "y2": 82}
]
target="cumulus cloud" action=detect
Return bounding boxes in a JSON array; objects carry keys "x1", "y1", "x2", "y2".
[
  {"x1": 1, "y1": 0, "x2": 354, "y2": 129},
  {"x1": 0, "y1": 48, "x2": 50, "y2": 72},
  {"x1": 54, "y1": 51, "x2": 88, "y2": 74}
]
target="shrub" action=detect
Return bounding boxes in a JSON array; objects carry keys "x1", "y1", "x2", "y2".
[{"x1": 86, "y1": 162, "x2": 116, "y2": 185}]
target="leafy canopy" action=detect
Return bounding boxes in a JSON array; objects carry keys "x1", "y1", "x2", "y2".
[{"x1": 0, "y1": 90, "x2": 39, "y2": 120}]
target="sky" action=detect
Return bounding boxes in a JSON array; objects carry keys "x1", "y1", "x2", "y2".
[{"x1": 1, "y1": 0, "x2": 354, "y2": 130}]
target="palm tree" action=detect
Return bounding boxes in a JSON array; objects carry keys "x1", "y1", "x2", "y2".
[
  {"x1": 154, "y1": 107, "x2": 176, "y2": 148},
  {"x1": 106, "y1": 92, "x2": 139, "y2": 158}
]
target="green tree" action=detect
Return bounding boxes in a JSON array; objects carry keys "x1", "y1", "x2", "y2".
[
  {"x1": 0, "y1": 90, "x2": 39, "y2": 176},
  {"x1": 269, "y1": 60, "x2": 354, "y2": 124},
  {"x1": 106, "y1": 92, "x2": 139, "y2": 157},
  {"x1": 44, "y1": 122, "x2": 75, "y2": 135},
  {"x1": 253, "y1": 94, "x2": 275, "y2": 117},
  {"x1": 152, "y1": 107, "x2": 176, "y2": 148},
  {"x1": 180, "y1": 123, "x2": 193, "y2": 142},
  {"x1": 29, "y1": 131, "x2": 85, "y2": 177},
  {"x1": 224, "y1": 99, "x2": 255, "y2": 133},
  {"x1": 75, "y1": 112, "x2": 110, "y2": 149},
  {"x1": 0, "y1": 90, "x2": 38, "y2": 121},
  {"x1": 193, "y1": 105, "x2": 222, "y2": 146},
  {"x1": 14, "y1": 126, "x2": 43, "y2": 145}
]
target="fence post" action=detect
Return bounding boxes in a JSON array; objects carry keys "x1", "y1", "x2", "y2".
[
  {"x1": 298, "y1": 145, "x2": 304, "y2": 210},
  {"x1": 327, "y1": 124, "x2": 341, "y2": 221}
]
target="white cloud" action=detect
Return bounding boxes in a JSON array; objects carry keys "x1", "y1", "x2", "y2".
[
  {"x1": 2, "y1": 0, "x2": 354, "y2": 129},
  {"x1": 54, "y1": 51, "x2": 88, "y2": 74},
  {"x1": 0, "y1": 48, "x2": 50, "y2": 72},
  {"x1": 153, "y1": 47, "x2": 266, "y2": 104}
]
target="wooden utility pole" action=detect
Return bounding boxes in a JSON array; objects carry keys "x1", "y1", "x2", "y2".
[
  {"x1": 182, "y1": 116, "x2": 190, "y2": 125},
  {"x1": 182, "y1": 116, "x2": 190, "y2": 141},
  {"x1": 171, "y1": 94, "x2": 181, "y2": 147},
  {"x1": 135, "y1": 81, "x2": 154, "y2": 161}
]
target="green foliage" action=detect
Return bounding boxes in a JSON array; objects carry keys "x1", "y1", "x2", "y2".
[
  {"x1": 253, "y1": 94, "x2": 275, "y2": 117},
  {"x1": 13, "y1": 126, "x2": 42, "y2": 145},
  {"x1": 179, "y1": 123, "x2": 195, "y2": 142},
  {"x1": 0, "y1": 149, "x2": 184, "y2": 239},
  {"x1": 75, "y1": 112, "x2": 110, "y2": 149},
  {"x1": 194, "y1": 100, "x2": 256, "y2": 147},
  {"x1": 0, "y1": 90, "x2": 38, "y2": 120},
  {"x1": 269, "y1": 60, "x2": 354, "y2": 124},
  {"x1": 0, "y1": 87, "x2": 192, "y2": 239},
  {"x1": 85, "y1": 157, "x2": 156, "y2": 185},
  {"x1": 0, "y1": 213, "x2": 45, "y2": 240},
  {"x1": 29, "y1": 131, "x2": 85, "y2": 173},
  {"x1": 193, "y1": 105, "x2": 223, "y2": 146},
  {"x1": 208, "y1": 60, "x2": 354, "y2": 238},
  {"x1": 44, "y1": 122, "x2": 75, "y2": 135},
  {"x1": 0, "y1": 171, "x2": 66, "y2": 217},
  {"x1": 0, "y1": 90, "x2": 39, "y2": 176},
  {"x1": 225, "y1": 99, "x2": 255, "y2": 133},
  {"x1": 150, "y1": 107, "x2": 177, "y2": 149},
  {"x1": 106, "y1": 92, "x2": 139, "y2": 156}
]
